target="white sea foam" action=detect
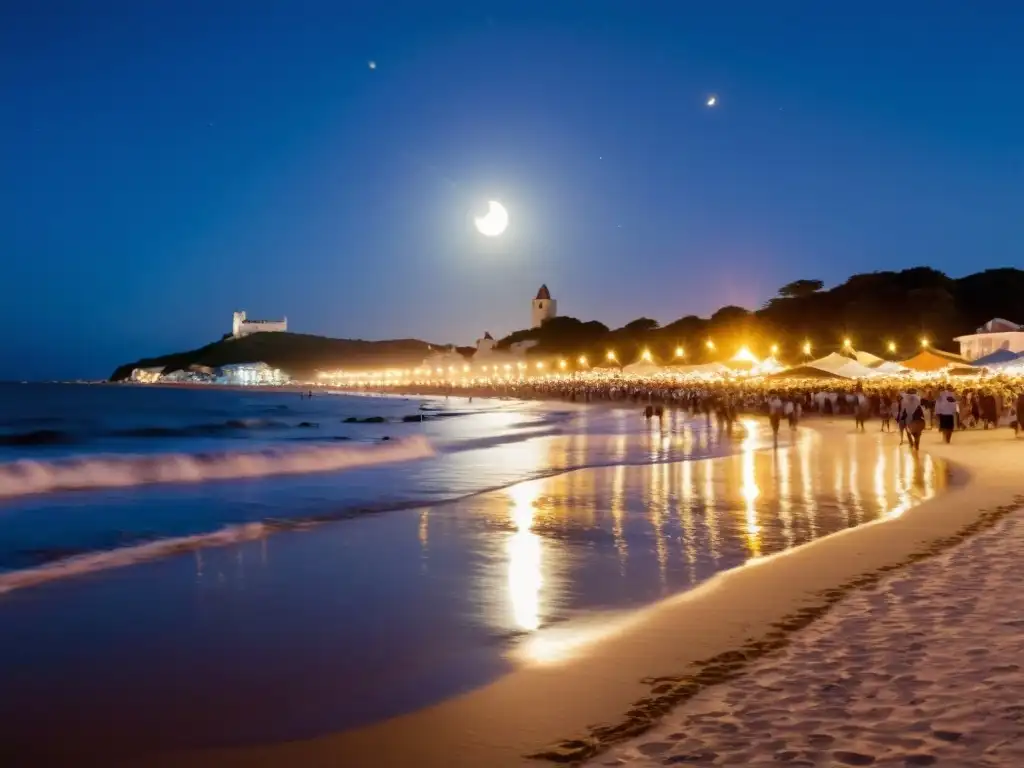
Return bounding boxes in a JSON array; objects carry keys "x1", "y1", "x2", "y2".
[
  {"x1": 0, "y1": 435, "x2": 434, "y2": 499},
  {"x1": 0, "y1": 523, "x2": 271, "y2": 595}
]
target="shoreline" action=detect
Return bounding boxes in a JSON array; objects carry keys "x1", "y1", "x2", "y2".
[{"x1": 133, "y1": 421, "x2": 1024, "y2": 768}]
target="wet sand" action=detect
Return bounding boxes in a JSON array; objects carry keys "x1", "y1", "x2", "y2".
[{"x1": 0, "y1": 417, "x2": 955, "y2": 766}]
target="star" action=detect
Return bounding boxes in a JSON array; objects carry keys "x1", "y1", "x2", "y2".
[{"x1": 368, "y1": 60, "x2": 377, "y2": 70}]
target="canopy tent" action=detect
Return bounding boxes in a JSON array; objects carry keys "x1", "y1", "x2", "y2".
[
  {"x1": 666, "y1": 362, "x2": 731, "y2": 377},
  {"x1": 801, "y1": 352, "x2": 878, "y2": 379},
  {"x1": 767, "y1": 365, "x2": 849, "y2": 380},
  {"x1": 972, "y1": 348, "x2": 1022, "y2": 367},
  {"x1": 900, "y1": 348, "x2": 970, "y2": 372},
  {"x1": 855, "y1": 350, "x2": 885, "y2": 367},
  {"x1": 872, "y1": 361, "x2": 910, "y2": 375}
]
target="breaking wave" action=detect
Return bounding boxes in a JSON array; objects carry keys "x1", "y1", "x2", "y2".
[
  {"x1": 0, "y1": 436, "x2": 434, "y2": 500},
  {"x1": 0, "y1": 523, "x2": 272, "y2": 595}
]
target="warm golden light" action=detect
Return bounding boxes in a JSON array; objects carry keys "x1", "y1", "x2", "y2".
[
  {"x1": 770, "y1": 343, "x2": 779, "y2": 356},
  {"x1": 920, "y1": 338, "x2": 929, "y2": 348},
  {"x1": 705, "y1": 339, "x2": 715, "y2": 350},
  {"x1": 641, "y1": 348, "x2": 652, "y2": 362},
  {"x1": 558, "y1": 359, "x2": 567, "y2": 370},
  {"x1": 606, "y1": 350, "x2": 617, "y2": 361},
  {"x1": 888, "y1": 341, "x2": 897, "y2": 353},
  {"x1": 578, "y1": 355, "x2": 588, "y2": 366},
  {"x1": 802, "y1": 341, "x2": 812, "y2": 356},
  {"x1": 843, "y1": 338, "x2": 852, "y2": 348},
  {"x1": 507, "y1": 482, "x2": 542, "y2": 632},
  {"x1": 674, "y1": 346, "x2": 685, "y2": 358},
  {"x1": 536, "y1": 361, "x2": 545, "y2": 370},
  {"x1": 731, "y1": 346, "x2": 759, "y2": 364}
]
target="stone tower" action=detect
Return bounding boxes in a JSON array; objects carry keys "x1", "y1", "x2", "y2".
[{"x1": 531, "y1": 284, "x2": 557, "y2": 328}]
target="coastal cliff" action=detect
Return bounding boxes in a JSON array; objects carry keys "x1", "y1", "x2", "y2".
[{"x1": 109, "y1": 332, "x2": 437, "y2": 381}]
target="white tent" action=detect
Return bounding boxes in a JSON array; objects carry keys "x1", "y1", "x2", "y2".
[
  {"x1": 802, "y1": 352, "x2": 877, "y2": 379},
  {"x1": 855, "y1": 350, "x2": 884, "y2": 367},
  {"x1": 667, "y1": 362, "x2": 731, "y2": 377},
  {"x1": 872, "y1": 361, "x2": 909, "y2": 375}
]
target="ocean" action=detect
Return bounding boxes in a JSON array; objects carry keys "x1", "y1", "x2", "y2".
[
  {"x1": 0, "y1": 382, "x2": 742, "y2": 587},
  {"x1": 0, "y1": 383, "x2": 947, "y2": 761}
]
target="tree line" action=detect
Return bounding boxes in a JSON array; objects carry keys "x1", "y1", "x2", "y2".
[{"x1": 494, "y1": 267, "x2": 1024, "y2": 364}]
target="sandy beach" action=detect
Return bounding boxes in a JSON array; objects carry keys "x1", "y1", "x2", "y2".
[{"x1": 66, "y1": 420, "x2": 1012, "y2": 768}]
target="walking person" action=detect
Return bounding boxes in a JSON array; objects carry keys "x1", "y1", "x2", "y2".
[
  {"x1": 935, "y1": 388, "x2": 958, "y2": 444},
  {"x1": 768, "y1": 390, "x2": 784, "y2": 445},
  {"x1": 901, "y1": 388, "x2": 925, "y2": 450}
]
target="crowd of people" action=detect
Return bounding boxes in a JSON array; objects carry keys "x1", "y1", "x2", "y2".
[{"x1": 370, "y1": 373, "x2": 1024, "y2": 448}]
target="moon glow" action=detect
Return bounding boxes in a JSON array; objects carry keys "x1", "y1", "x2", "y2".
[{"x1": 474, "y1": 200, "x2": 509, "y2": 237}]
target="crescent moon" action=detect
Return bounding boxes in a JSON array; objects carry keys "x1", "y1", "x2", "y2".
[{"x1": 474, "y1": 201, "x2": 509, "y2": 237}]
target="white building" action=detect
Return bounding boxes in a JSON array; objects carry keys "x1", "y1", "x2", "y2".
[
  {"x1": 218, "y1": 362, "x2": 289, "y2": 386},
  {"x1": 232, "y1": 310, "x2": 288, "y2": 338},
  {"x1": 531, "y1": 284, "x2": 557, "y2": 328},
  {"x1": 954, "y1": 318, "x2": 1024, "y2": 361}
]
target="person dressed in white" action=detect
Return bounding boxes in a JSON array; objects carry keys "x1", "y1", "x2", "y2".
[
  {"x1": 935, "y1": 389, "x2": 958, "y2": 444},
  {"x1": 901, "y1": 389, "x2": 925, "y2": 450}
]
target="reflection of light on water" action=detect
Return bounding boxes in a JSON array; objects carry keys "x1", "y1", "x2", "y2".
[
  {"x1": 418, "y1": 509, "x2": 429, "y2": 549},
  {"x1": 613, "y1": 433, "x2": 628, "y2": 464},
  {"x1": 611, "y1": 464, "x2": 627, "y2": 571},
  {"x1": 701, "y1": 460, "x2": 720, "y2": 562},
  {"x1": 874, "y1": 448, "x2": 888, "y2": 515},
  {"x1": 741, "y1": 419, "x2": 761, "y2": 560},
  {"x1": 680, "y1": 460, "x2": 697, "y2": 582},
  {"x1": 799, "y1": 431, "x2": 817, "y2": 537},
  {"x1": 776, "y1": 447, "x2": 793, "y2": 548},
  {"x1": 508, "y1": 483, "x2": 543, "y2": 632},
  {"x1": 418, "y1": 509, "x2": 430, "y2": 571},
  {"x1": 648, "y1": 462, "x2": 668, "y2": 588},
  {"x1": 834, "y1": 456, "x2": 850, "y2": 526},
  {"x1": 849, "y1": 445, "x2": 862, "y2": 523}
]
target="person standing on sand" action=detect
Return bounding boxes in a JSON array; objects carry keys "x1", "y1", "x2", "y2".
[
  {"x1": 768, "y1": 390, "x2": 784, "y2": 444},
  {"x1": 853, "y1": 384, "x2": 869, "y2": 432},
  {"x1": 935, "y1": 388, "x2": 958, "y2": 444}
]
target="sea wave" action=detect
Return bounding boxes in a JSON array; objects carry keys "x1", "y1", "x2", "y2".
[
  {"x1": 0, "y1": 436, "x2": 434, "y2": 499},
  {"x1": 0, "y1": 523, "x2": 272, "y2": 595},
  {"x1": 109, "y1": 418, "x2": 292, "y2": 438}
]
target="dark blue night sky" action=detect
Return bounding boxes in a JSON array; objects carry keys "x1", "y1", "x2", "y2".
[{"x1": 2, "y1": 1, "x2": 1022, "y2": 379}]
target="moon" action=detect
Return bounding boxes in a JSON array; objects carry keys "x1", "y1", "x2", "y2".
[
  {"x1": 706, "y1": 95, "x2": 717, "y2": 107},
  {"x1": 474, "y1": 200, "x2": 509, "y2": 237}
]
